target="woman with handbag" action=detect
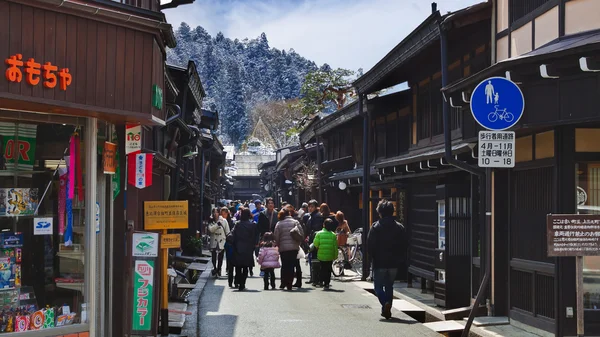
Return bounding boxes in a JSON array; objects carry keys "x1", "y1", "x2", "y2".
[
  {"x1": 274, "y1": 206, "x2": 304, "y2": 290},
  {"x1": 208, "y1": 208, "x2": 230, "y2": 277}
]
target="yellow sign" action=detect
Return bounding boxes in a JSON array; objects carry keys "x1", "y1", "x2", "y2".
[
  {"x1": 144, "y1": 201, "x2": 189, "y2": 230},
  {"x1": 161, "y1": 234, "x2": 181, "y2": 249}
]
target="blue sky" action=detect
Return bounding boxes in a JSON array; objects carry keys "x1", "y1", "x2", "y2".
[{"x1": 163, "y1": 0, "x2": 484, "y2": 71}]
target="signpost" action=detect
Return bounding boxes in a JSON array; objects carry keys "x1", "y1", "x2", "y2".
[
  {"x1": 143, "y1": 201, "x2": 189, "y2": 336},
  {"x1": 470, "y1": 76, "x2": 524, "y2": 131},
  {"x1": 144, "y1": 201, "x2": 189, "y2": 230},
  {"x1": 161, "y1": 234, "x2": 181, "y2": 249},
  {"x1": 478, "y1": 131, "x2": 515, "y2": 168},
  {"x1": 547, "y1": 214, "x2": 600, "y2": 337}
]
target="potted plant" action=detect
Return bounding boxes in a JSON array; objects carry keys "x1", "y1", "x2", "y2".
[{"x1": 182, "y1": 236, "x2": 203, "y2": 256}]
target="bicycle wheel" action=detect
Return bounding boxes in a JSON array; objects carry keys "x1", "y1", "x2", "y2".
[
  {"x1": 488, "y1": 112, "x2": 498, "y2": 122},
  {"x1": 504, "y1": 112, "x2": 514, "y2": 123},
  {"x1": 351, "y1": 249, "x2": 363, "y2": 276},
  {"x1": 332, "y1": 247, "x2": 345, "y2": 277}
]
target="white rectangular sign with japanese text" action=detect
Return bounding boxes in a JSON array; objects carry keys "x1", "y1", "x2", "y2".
[{"x1": 478, "y1": 131, "x2": 515, "y2": 168}]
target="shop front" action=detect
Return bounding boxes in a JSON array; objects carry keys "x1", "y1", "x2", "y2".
[{"x1": 0, "y1": 1, "x2": 171, "y2": 336}]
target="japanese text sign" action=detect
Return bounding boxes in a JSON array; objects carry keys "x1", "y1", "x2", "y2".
[
  {"x1": 125, "y1": 124, "x2": 142, "y2": 155},
  {"x1": 161, "y1": 234, "x2": 181, "y2": 249},
  {"x1": 547, "y1": 214, "x2": 600, "y2": 256},
  {"x1": 478, "y1": 131, "x2": 515, "y2": 168},
  {"x1": 144, "y1": 201, "x2": 189, "y2": 230},
  {"x1": 5, "y1": 54, "x2": 72, "y2": 90},
  {"x1": 132, "y1": 260, "x2": 154, "y2": 332},
  {"x1": 103, "y1": 141, "x2": 117, "y2": 175},
  {"x1": 132, "y1": 232, "x2": 159, "y2": 257}
]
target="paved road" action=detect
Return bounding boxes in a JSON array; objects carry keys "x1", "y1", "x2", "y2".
[{"x1": 198, "y1": 269, "x2": 440, "y2": 337}]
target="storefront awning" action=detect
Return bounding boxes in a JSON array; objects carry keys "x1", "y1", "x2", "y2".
[{"x1": 374, "y1": 143, "x2": 474, "y2": 169}]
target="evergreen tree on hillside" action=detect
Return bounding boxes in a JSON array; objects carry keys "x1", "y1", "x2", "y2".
[{"x1": 168, "y1": 23, "x2": 318, "y2": 146}]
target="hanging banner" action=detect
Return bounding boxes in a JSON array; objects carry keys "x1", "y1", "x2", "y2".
[
  {"x1": 103, "y1": 141, "x2": 117, "y2": 175},
  {"x1": 132, "y1": 260, "x2": 155, "y2": 332},
  {"x1": 128, "y1": 153, "x2": 153, "y2": 189},
  {"x1": 58, "y1": 168, "x2": 67, "y2": 235},
  {"x1": 0, "y1": 122, "x2": 37, "y2": 171},
  {"x1": 111, "y1": 131, "x2": 121, "y2": 200},
  {"x1": 125, "y1": 124, "x2": 142, "y2": 155}
]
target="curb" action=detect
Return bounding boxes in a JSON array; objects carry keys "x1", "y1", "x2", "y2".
[{"x1": 180, "y1": 264, "x2": 212, "y2": 337}]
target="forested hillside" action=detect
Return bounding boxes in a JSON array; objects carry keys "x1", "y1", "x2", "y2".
[{"x1": 167, "y1": 23, "x2": 318, "y2": 145}]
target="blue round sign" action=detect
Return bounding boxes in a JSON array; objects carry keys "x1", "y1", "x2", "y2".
[{"x1": 470, "y1": 77, "x2": 524, "y2": 131}]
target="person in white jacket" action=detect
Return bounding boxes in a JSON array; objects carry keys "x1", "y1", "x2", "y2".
[{"x1": 208, "y1": 208, "x2": 230, "y2": 277}]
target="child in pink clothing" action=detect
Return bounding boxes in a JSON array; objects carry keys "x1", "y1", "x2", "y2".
[{"x1": 257, "y1": 232, "x2": 281, "y2": 290}]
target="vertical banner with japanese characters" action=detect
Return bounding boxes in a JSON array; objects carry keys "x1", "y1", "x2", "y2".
[{"x1": 132, "y1": 259, "x2": 155, "y2": 333}]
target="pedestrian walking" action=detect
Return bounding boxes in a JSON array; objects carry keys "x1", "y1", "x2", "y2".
[
  {"x1": 231, "y1": 208, "x2": 259, "y2": 291},
  {"x1": 208, "y1": 208, "x2": 230, "y2": 277},
  {"x1": 274, "y1": 206, "x2": 304, "y2": 290},
  {"x1": 257, "y1": 232, "x2": 280, "y2": 290},
  {"x1": 335, "y1": 211, "x2": 351, "y2": 259},
  {"x1": 367, "y1": 199, "x2": 407, "y2": 320},
  {"x1": 305, "y1": 200, "x2": 323, "y2": 284},
  {"x1": 224, "y1": 235, "x2": 236, "y2": 288},
  {"x1": 312, "y1": 218, "x2": 338, "y2": 290}
]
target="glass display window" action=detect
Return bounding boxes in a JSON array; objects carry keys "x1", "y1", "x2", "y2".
[{"x1": 0, "y1": 121, "x2": 88, "y2": 333}]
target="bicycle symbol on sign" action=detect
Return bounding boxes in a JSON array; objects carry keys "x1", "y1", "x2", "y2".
[{"x1": 488, "y1": 105, "x2": 514, "y2": 123}]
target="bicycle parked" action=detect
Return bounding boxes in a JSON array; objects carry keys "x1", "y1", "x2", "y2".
[{"x1": 332, "y1": 228, "x2": 363, "y2": 277}]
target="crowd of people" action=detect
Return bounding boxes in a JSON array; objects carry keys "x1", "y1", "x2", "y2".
[{"x1": 206, "y1": 197, "x2": 407, "y2": 320}]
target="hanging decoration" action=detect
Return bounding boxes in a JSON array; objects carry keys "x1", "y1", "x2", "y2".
[
  {"x1": 128, "y1": 153, "x2": 153, "y2": 189},
  {"x1": 64, "y1": 180, "x2": 73, "y2": 246},
  {"x1": 75, "y1": 134, "x2": 83, "y2": 201},
  {"x1": 58, "y1": 168, "x2": 67, "y2": 235},
  {"x1": 68, "y1": 139, "x2": 75, "y2": 200}
]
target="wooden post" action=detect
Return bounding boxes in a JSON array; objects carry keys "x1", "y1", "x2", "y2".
[
  {"x1": 576, "y1": 256, "x2": 584, "y2": 337},
  {"x1": 160, "y1": 229, "x2": 169, "y2": 336}
]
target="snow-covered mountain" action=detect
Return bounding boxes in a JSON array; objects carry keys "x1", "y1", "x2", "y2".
[{"x1": 167, "y1": 23, "x2": 318, "y2": 146}]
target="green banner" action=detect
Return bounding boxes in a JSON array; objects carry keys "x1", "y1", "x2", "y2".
[
  {"x1": 111, "y1": 130, "x2": 120, "y2": 200},
  {"x1": 132, "y1": 260, "x2": 154, "y2": 332},
  {"x1": 0, "y1": 122, "x2": 37, "y2": 171}
]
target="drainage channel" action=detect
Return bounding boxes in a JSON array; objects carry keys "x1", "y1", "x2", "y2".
[{"x1": 362, "y1": 288, "x2": 462, "y2": 337}]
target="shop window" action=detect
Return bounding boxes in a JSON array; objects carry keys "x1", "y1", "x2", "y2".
[
  {"x1": 576, "y1": 129, "x2": 600, "y2": 152},
  {"x1": 535, "y1": 131, "x2": 554, "y2": 159},
  {"x1": 515, "y1": 135, "x2": 533, "y2": 162},
  {"x1": 0, "y1": 122, "x2": 88, "y2": 333},
  {"x1": 576, "y1": 163, "x2": 600, "y2": 309}
]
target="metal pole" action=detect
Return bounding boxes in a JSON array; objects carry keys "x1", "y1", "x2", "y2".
[
  {"x1": 576, "y1": 256, "x2": 584, "y2": 337},
  {"x1": 316, "y1": 135, "x2": 322, "y2": 202},
  {"x1": 199, "y1": 148, "x2": 206, "y2": 232},
  {"x1": 160, "y1": 229, "x2": 169, "y2": 336},
  {"x1": 84, "y1": 117, "x2": 98, "y2": 336},
  {"x1": 438, "y1": 21, "x2": 489, "y2": 337},
  {"x1": 360, "y1": 94, "x2": 371, "y2": 280}
]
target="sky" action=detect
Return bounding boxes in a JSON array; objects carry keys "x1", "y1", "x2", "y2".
[{"x1": 164, "y1": 0, "x2": 484, "y2": 72}]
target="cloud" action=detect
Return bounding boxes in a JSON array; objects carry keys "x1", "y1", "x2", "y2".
[{"x1": 164, "y1": 0, "x2": 483, "y2": 71}]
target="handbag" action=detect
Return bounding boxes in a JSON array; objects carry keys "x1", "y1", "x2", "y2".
[
  {"x1": 290, "y1": 222, "x2": 303, "y2": 243},
  {"x1": 297, "y1": 247, "x2": 306, "y2": 260}
]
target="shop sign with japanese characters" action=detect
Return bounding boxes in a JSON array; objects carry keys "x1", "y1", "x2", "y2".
[
  {"x1": 547, "y1": 214, "x2": 600, "y2": 256},
  {"x1": 161, "y1": 234, "x2": 181, "y2": 249},
  {"x1": 5, "y1": 54, "x2": 72, "y2": 90},
  {"x1": 478, "y1": 131, "x2": 515, "y2": 168},
  {"x1": 132, "y1": 260, "x2": 154, "y2": 332},
  {"x1": 144, "y1": 201, "x2": 189, "y2": 230}
]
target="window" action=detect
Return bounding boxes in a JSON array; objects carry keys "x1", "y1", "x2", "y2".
[
  {"x1": 577, "y1": 163, "x2": 600, "y2": 309},
  {"x1": 418, "y1": 85, "x2": 431, "y2": 141},
  {"x1": 510, "y1": 0, "x2": 551, "y2": 24},
  {"x1": 438, "y1": 201, "x2": 446, "y2": 250},
  {"x1": 0, "y1": 122, "x2": 90, "y2": 333}
]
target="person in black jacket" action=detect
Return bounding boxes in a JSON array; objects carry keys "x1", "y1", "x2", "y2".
[
  {"x1": 232, "y1": 208, "x2": 259, "y2": 291},
  {"x1": 304, "y1": 200, "x2": 321, "y2": 284},
  {"x1": 367, "y1": 199, "x2": 407, "y2": 320}
]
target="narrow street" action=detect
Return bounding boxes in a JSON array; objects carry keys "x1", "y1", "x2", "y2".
[{"x1": 198, "y1": 272, "x2": 440, "y2": 337}]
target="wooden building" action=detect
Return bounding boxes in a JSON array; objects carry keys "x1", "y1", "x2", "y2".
[
  {"x1": 0, "y1": 1, "x2": 201, "y2": 336},
  {"x1": 443, "y1": 0, "x2": 600, "y2": 335}
]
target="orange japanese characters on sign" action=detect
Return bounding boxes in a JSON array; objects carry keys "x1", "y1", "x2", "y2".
[{"x1": 5, "y1": 54, "x2": 72, "y2": 91}]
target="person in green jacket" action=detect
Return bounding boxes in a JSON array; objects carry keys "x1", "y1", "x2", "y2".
[{"x1": 313, "y1": 218, "x2": 338, "y2": 290}]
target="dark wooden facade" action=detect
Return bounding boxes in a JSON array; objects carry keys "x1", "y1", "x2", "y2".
[{"x1": 0, "y1": 0, "x2": 168, "y2": 125}]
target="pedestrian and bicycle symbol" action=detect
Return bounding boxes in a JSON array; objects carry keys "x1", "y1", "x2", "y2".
[{"x1": 470, "y1": 77, "x2": 524, "y2": 131}]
